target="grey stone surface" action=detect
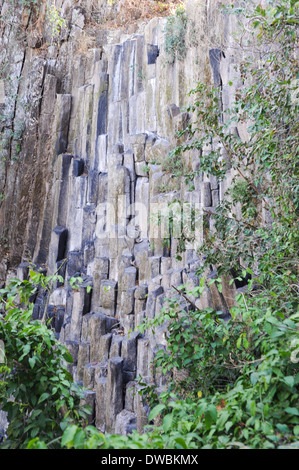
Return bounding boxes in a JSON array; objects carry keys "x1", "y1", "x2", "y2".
[
  {"x1": 135, "y1": 390, "x2": 149, "y2": 434},
  {"x1": 134, "y1": 284, "x2": 148, "y2": 300},
  {"x1": 90, "y1": 313, "x2": 118, "y2": 362},
  {"x1": 145, "y1": 286, "x2": 163, "y2": 319},
  {"x1": 125, "y1": 381, "x2": 136, "y2": 412},
  {"x1": 94, "y1": 361, "x2": 109, "y2": 381},
  {"x1": 120, "y1": 267, "x2": 137, "y2": 291},
  {"x1": 148, "y1": 256, "x2": 161, "y2": 279},
  {"x1": 80, "y1": 390, "x2": 96, "y2": 425},
  {"x1": 110, "y1": 334, "x2": 123, "y2": 357},
  {"x1": 77, "y1": 342, "x2": 90, "y2": 382},
  {"x1": 67, "y1": 251, "x2": 84, "y2": 277},
  {"x1": 97, "y1": 333, "x2": 112, "y2": 362},
  {"x1": 134, "y1": 240, "x2": 149, "y2": 283},
  {"x1": 106, "y1": 357, "x2": 124, "y2": 433},
  {"x1": 95, "y1": 377, "x2": 107, "y2": 432},
  {"x1": 65, "y1": 340, "x2": 80, "y2": 365},
  {"x1": 115, "y1": 410, "x2": 137, "y2": 435},
  {"x1": 91, "y1": 257, "x2": 109, "y2": 311},
  {"x1": 137, "y1": 337, "x2": 150, "y2": 379},
  {"x1": 53, "y1": 226, "x2": 68, "y2": 262},
  {"x1": 120, "y1": 288, "x2": 135, "y2": 315},
  {"x1": 131, "y1": 133, "x2": 147, "y2": 162},
  {"x1": 81, "y1": 312, "x2": 93, "y2": 342},
  {"x1": 122, "y1": 331, "x2": 140, "y2": 376},
  {"x1": 202, "y1": 182, "x2": 212, "y2": 207},
  {"x1": 83, "y1": 362, "x2": 96, "y2": 389},
  {"x1": 100, "y1": 279, "x2": 117, "y2": 315}
]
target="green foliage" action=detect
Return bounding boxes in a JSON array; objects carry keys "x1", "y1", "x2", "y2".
[
  {"x1": 164, "y1": 5, "x2": 188, "y2": 63},
  {"x1": 69, "y1": 276, "x2": 91, "y2": 292},
  {"x1": 27, "y1": 400, "x2": 218, "y2": 449},
  {"x1": 141, "y1": 164, "x2": 150, "y2": 174},
  {"x1": 150, "y1": 199, "x2": 201, "y2": 259},
  {"x1": 0, "y1": 77, "x2": 26, "y2": 162},
  {"x1": 17, "y1": 0, "x2": 40, "y2": 9},
  {"x1": 137, "y1": 285, "x2": 299, "y2": 448},
  {"x1": 129, "y1": 64, "x2": 146, "y2": 83},
  {"x1": 229, "y1": 179, "x2": 258, "y2": 221},
  {"x1": 0, "y1": 272, "x2": 90, "y2": 449},
  {"x1": 161, "y1": 151, "x2": 183, "y2": 176},
  {"x1": 46, "y1": 2, "x2": 67, "y2": 44}
]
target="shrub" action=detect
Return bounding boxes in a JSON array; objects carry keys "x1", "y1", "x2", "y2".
[
  {"x1": 164, "y1": 5, "x2": 188, "y2": 63},
  {"x1": 0, "y1": 272, "x2": 90, "y2": 449}
]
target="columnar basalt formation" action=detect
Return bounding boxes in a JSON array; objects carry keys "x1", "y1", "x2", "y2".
[{"x1": 0, "y1": 0, "x2": 253, "y2": 434}]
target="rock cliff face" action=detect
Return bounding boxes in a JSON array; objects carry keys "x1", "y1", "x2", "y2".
[{"x1": 0, "y1": 0, "x2": 246, "y2": 433}]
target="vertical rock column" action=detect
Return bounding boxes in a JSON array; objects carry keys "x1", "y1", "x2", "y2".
[{"x1": 105, "y1": 357, "x2": 124, "y2": 433}]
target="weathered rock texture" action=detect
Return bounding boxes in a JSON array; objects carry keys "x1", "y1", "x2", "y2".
[{"x1": 0, "y1": 0, "x2": 254, "y2": 433}]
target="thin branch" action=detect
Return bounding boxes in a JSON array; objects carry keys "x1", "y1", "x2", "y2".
[
  {"x1": 171, "y1": 285, "x2": 199, "y2": 312},
  {"x1": 203, "y1": 208, "x2": 260, "y2": 231}
]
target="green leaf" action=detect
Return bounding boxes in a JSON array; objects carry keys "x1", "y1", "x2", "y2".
[
  {"x1": 148, "y1": 404, "x2": 166, "y2": 422},
  {"x1": 31, "y1": 427, "x2": 40, "y2": 438},
  {"x1": 243, "y1": 336, "x2": 249, "y2": 349},
  {"x1": 283, "y1": 376, "x2": 295, "y2": 388},
  {"x1": 30, "y1": 271, "x2": 40, "y2": 283},
  {"x1": 63, "y1": 350, "x2": 74, "y2": 364},
  {"x1": 250, "y1": 401, "x2": 256, "y2": 417},
  {"x1": 29, "y1": 356, "x2": 36, "y2": 369},
  {"x1": 204, "y1": 404, "x2": 217, "y2": 430},
  {"x1": 38, "y1": 393, "x2": 50, "y2": 404},
  {"x1": 162, "y1": 413, "x2": 173, "y2": 433},
  {"x1": 277, "y1": 424, "x2": 290, "y2": 434},
  {"x1": 251, "y1": 372, "x2": 259, "y2": 385},
  {"x1": 19, "y1": 344, "x2": 31, "y2": 360},
  {"x1": 285, "y1": 407, "x2": 299, "y2": 416},
  {"x1": 174, "y1": 437, "x2": 188, "y2": 449},
  {"x1": 61, "y1": 425, "x2": 78, "y2": 448},
  {"x1": 217, "y1": 410, "x2": 229, "y2": 429},
  {"x1": 73, "y1": 428, "x2": 86, "y2": 449},
  {"x1": 225, "y1": 421, "x2": 233, "y2": 432},
  {"x1": 27, "y1": 438, "x2": 48, "y2": 449}
]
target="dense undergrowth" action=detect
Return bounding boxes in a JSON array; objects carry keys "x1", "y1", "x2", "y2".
[{"x1": 0, "y1": 0, "x2": 298, "y2": 449}]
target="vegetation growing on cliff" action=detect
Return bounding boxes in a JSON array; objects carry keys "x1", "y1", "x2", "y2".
[
  {"x1": 0, "y1": 272, "x2": 91, "y2": 448},
  {"x1": 0, "y1": 0, "x2": 298, "y2": 449},
  {"x1": 164, "y1": 4, "x2": 188, "y2": 63}
]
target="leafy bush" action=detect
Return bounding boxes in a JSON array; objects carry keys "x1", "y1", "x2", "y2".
[
  {"x1": 0, "y1": 272, "x2": 89, "y2": 449},
  {"x1": 138, "y1": 285, "x2": 299, "y2": 448},
  {"x1": 165, "y1": 5, "x2": 188, "y2": 63}
]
